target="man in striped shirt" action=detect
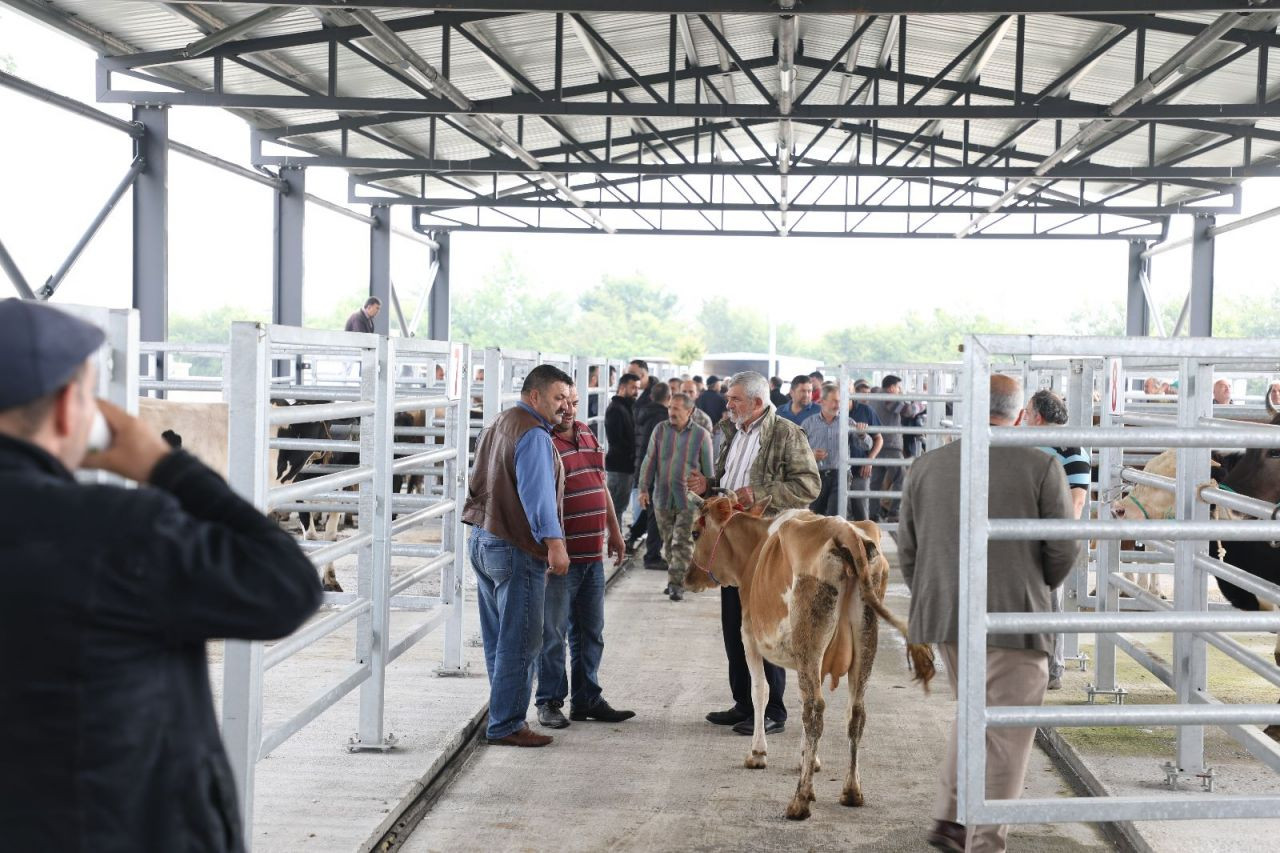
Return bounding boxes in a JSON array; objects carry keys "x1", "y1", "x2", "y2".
[
  {"x1": 639, "y1": 393, "x2": 714, "y2": 601},
  {"x1": 535, "y1": 389, "x2": 635, "y2": 730},
  {"x1": 1024, "y1": 389, "x2": 1091, "y2": 691}
]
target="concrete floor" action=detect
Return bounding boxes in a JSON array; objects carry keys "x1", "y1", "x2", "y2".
[{"x1": 397, "y1": 552, "x2": 1111, "y2": 853}]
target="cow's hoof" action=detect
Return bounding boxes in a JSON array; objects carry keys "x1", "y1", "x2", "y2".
[
  {"x1": 840, "y1": 789, "x2": 864, "y2": 807},
  {"x1": 813, "y1": 756, "x2": 822, "y2": 772},
  {"x1": 784, "y1": 801, "x2": 811, "y2": 821},
  {"x1": 1273, "y1": 652, "x2": 1280, "y2": 667},
  {"x1": 744, "y1": 752, "x2": 767, "y2": 770},
  {"x1": 323, "y1": 579, "x2": 343, "y2": 593},
  {"x1": 1265, "y1": 724, "x2": 1280, "y2": 743}
]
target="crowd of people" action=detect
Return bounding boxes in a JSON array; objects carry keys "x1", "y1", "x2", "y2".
[{"x1": 0, "y1": 298, "x2": 1108, "y2": 853}]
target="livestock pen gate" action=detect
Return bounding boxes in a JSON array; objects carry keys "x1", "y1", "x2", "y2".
[
  {"x1": 220, "y1": 323, "x2": 472, "y2": 841},
  {"x1": 957, "y1": 334, "x2": 1280, "y2": 827}
]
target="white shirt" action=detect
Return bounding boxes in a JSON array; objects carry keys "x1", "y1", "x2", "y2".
[{"x1": 721, "y1": 408, "x2": 768, "y2": 492}]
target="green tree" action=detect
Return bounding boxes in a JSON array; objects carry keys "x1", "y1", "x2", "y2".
[
  {"x1": 452, "y1": 251, "x2": 571, "y2": 351},
  {"x1": 698, "y1": 295, "x2": 767, "y2": 352},
  {"x1": 568, "y1": 274, "x2": 690, "y2": 358},
  {"x1": 168, "y1": 304, "x2": 269, "y2": 375},
  {"x1": 815, "y1": 309, "x2": 1015, "y2": 365}
]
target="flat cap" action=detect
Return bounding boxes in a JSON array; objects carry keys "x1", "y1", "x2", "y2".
[{"x1": 0, "y1": 298, "x2": 105, "y2": 409}]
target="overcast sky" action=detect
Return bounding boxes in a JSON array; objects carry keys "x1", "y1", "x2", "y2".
[{"x1": 3, "y1": 10, "x2": 1279, "y2": 337}]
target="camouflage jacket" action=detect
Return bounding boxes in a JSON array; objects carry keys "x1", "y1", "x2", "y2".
[{"x1": 713, "y1": 407, "x2": 820, "y2": 514}]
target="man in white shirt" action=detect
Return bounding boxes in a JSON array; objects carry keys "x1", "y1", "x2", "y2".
[{"x1": 686, "y1": 371, "x2": 820, "y2": 736}]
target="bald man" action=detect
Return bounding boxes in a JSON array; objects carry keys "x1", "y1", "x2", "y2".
[{"x1": 898, "y1": 373, "x2": 1079, "y2": 853}]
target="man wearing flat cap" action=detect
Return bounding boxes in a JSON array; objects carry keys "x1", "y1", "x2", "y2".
[{"x1": 0, "y1": 299, "x2": 321, "y2": 852}]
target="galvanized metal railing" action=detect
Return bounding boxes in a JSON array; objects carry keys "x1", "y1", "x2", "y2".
[
  {"x1": 958, "y1": 334, "x2": 1280, "y2": 827},
  {"x1": 222, "y1": 323, "x2": 470, "y2": 848}
]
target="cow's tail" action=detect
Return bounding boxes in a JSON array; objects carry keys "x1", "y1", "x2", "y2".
[{"x1": 832, "y1": 523, "x2": 935, "y2": 693}]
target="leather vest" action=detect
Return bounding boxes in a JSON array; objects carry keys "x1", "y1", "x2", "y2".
[{"x1": 463, "y1": 405, "x2": 565, "y2": 558}]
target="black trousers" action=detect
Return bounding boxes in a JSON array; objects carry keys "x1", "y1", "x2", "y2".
[
  {"x1": 720, "y1": 587, "x2": 787, "y2": 721},
  {"x1": 810, "y1": 469, "x2": 840, "y2": 516}
]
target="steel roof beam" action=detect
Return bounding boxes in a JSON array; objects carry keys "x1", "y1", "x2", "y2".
[
  {"x1": 116, "y1": 2, "x2": 1280, "y2": 14},
  {"x1": 956, "y1": 11, "x2": 1255, "y2": 237},
  {"x1": 404, "y1": 198, "x2": 1221, "y2": 216}
]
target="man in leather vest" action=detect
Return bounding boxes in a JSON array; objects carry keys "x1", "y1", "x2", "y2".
[{"x1": 463, "y1": 364, "x2": 574, "y2": 747}]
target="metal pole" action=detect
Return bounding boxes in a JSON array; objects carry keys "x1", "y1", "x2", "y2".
[
  {"x1": 0, "y1": 236, "x2": 36, "y2": 299},
  {"x1": 441, "y1": 343, "x2": 470, "y2": 673},
  {"x1": 482, "y1": 348, "x2": 502, "y2": 427},
  {"x1": 1094, "y1": 357, "x2": 1121, "y2": 693},
  {"x1": 42, "y1": 158, "x2": 144, "y2": 300},
  {"x1": 132, "y1": 105, "x2": 168, "y2": 347},
  {"x1": 1126, "y1": 239, "x2": 1149, "y2": 337},
  {"x1": 574, "y1": 355, "x2": 591, "y2": 423},
  {"x1": 1173, "y1": 357, "x2": 1212, "y2": 774},
  {"x1": 369, "y1": 205, "x2": 391, "y2": 335},
  {"x1": 1188, "y1": 214, "x2": 1215, "y2": 337},
  {"x1": 427, "y1": 230, "x2": 450, "y2": 340},
  {"x1": 353, "y1": 335, "x2": 394, "y2": 749},
  {"x1": 957, "y1": 336, "x2": 991, "y2": 822},
  {"x1": 273, "y1": 166, "x2": 306, "y2": 328},
  {"x1": 222, "y1": 321, "x2": 271, "y2": 848},
  {"x1": 837, "y1": 364, "x2": 849, "y2": 519}
]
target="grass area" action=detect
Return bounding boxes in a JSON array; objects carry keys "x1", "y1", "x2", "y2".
[{"x1": 1046, "y1": 633, "x2": 1279, "y2": 760}]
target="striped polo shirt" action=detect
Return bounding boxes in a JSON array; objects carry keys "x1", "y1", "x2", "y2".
[
  {"x1": 639, "y1": 419, "x2": 714, "y2": 511},
  {"x1": 1039, "y1": 445, "x2": 1091, "y2": 491},
  {"x1": 551, "y1": 420, "x2": 609, "y2": 565}
]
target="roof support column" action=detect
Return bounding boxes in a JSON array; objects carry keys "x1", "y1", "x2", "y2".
[
  {"x1": 427, "y1": 230, "x2": 450, "y2": 341},
  {"x1": 1189, "y1": 214, "x2": 1215, "y2": 337},
  {"x1": 368, "y1": 205, "x2": 391, "y2": 336},
  {"x1": 272, "y1": 165, "x2": 305, "y2": 327},
  {"x1": 1126, "y1": 239, "x2": 1149, "y2": 337},
  {"x1": 132, "y1": 104, "x2": 168, "y2": 346}
]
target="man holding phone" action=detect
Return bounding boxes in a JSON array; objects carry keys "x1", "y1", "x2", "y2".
[{"x1": 0, "y1": 298, "x2": 322, "y2": 852}]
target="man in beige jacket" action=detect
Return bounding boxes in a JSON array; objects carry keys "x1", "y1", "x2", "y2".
[{"x1": 899, "y1": 374, "x2": 1078, "y2": 853}]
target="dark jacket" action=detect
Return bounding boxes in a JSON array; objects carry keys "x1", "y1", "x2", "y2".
[
  {"x1": 769, "y1": 388, "x2": 788, "y2": 409},
  {"x1": 604, "y1": 395, "x2": 636, "y2": 474},
  {"x1": 344, "y1": 309, "x2": 375, "y2": 334},
  {"x1": 0, "y1": 436, "x2": 321, "y2": 853},
  {"x1": 695, "y1": 388, "x2": 727, "y2": 426},
  {"x1": 463, "y1": 405, "x2": 565, "y2": 558},
  {"x1": 633, "y1": 400, "x2": 668, "y2": 472}
]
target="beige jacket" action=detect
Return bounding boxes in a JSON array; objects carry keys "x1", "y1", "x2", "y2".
[{"x1": 898, "y1": 441, "x2": 1078, "y2": 655}]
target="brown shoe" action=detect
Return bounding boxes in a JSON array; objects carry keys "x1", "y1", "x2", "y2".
[
  {"x1": 486, "y1": 725, "x2": 553, "y2": 747},
  {"x1": 927, "y1": 819, "x2": 966, "y2": 852}
]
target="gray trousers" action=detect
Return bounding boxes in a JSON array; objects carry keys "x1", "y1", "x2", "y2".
[
  {"x1": 848, "y1": 474, "x2": 870, "y2": 521},
  {"x1": 606, "y1": 472, "x2": 633, "y2": 525}
]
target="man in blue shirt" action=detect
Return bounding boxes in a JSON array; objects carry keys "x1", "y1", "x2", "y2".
[
  {"x1": 463, "y1": 365, "x2": 575, "y2": 747},
  {"x1": 777, "y1": 374, "x2": 820, "y2": 426}
]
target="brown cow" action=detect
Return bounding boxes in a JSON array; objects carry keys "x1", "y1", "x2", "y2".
[{"x1": 683, "y1": 493, "x2": 934, "y2": 821}]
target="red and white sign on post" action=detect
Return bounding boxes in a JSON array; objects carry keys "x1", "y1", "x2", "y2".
[
  {"x1": 447, "y1": 343, "x2": 465, "y2": 401},
  {"x1": 1108, "y1": 358, "x2": 1124, "y2": 416}
]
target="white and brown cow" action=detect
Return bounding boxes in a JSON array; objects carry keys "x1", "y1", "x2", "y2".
[{"x1": 683, "y1": 493, "x2": 934, "y2": 821}]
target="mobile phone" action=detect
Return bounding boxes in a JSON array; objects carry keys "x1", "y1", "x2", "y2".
[{"x1": 87, "y1": 410, "x2": 112, "y2": 453}]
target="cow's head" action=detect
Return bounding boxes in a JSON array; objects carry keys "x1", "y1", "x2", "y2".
[
  {"x1": 1220, "y1": 413, "x2": 1280, "y2": 505},
  {"x1": 683, "y1": 490, "x2": 768, "y2": 592}
]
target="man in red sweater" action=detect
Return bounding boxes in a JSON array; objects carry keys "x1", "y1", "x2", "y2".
[{"x1": 535, "y1": 388, "x2": 635, "y2": 729}]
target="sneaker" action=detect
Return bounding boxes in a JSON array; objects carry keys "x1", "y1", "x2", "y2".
[
  {"x1": 926, "y1": 819, "x2": 966, "y2": 852},
  {"x1": 570, "y1": 699, "x2": 636, "y2": 723},
  {"x1": 537, "y1": 703, "x2": 570, "y2": 729},
  {"x1": 1047, "y1": 676, "x2": 1062, "y2": 691}
]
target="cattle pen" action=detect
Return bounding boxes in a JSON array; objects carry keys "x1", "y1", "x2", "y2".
[{"x1": 7, "y1": 2, "x2": 1280, "y2": 851}]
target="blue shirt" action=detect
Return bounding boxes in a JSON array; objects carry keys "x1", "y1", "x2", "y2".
[
  {"x1": 513, "y1": 402, "x2": 565, "y2": 543},
  {"x1": 1039, "y1": 445, "x2": 1091, "y2": 492},
  {"x1": 849, "y1": 403, "x2": 881, "y2": 459},
  {"x1": 777, "y1": 401, "x2": 821, "y2": 426},
  {"x1": 801, "y1": 411, "x2": 841, "y2": 471}
]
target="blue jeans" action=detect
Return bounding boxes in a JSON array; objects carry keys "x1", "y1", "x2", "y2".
[
  {"x1": 536, "y1": 560, "x2": 605, "y2": 711},
  {"x1": 469, "y1": 528, "x2": 547, "y2": 739}
]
